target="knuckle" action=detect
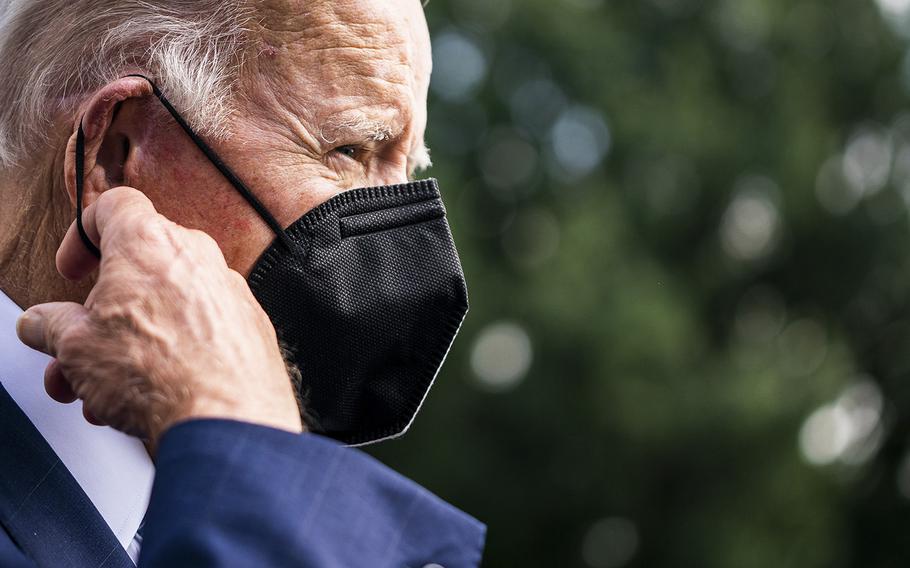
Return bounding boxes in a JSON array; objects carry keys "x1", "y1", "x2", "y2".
[
  {"x1": 197, "y1": 227, "x2": 216, "y2": 245},
  {"x1": 93, "y1": 187, "x2": 119, "y2": 210},
  {"x1": 228, "y1": 268, "x2": 253, "y2": 294},
  {"x1": 92, "y1": 299, "x2": 139, "y2": 332},
  {"x1": 189, "y1": 229, "x2": 225, "y2": 260},
  {"x1": 105, "y1": 186, "x2": 150, "y2": 209},
  {"x1": 133, "y1": 216, "x2": 174, "y2": 249},
  {"x1": 96, "y1": 187, "x2": 139, "y2": 218},
  {"x1": 53, "y1": 324, "x2": 85, "y2": 360},
  {"x1": 97, "y1": 188, "x2": 156, "y2": 235},
  {"x1": 133, "y1": 216, "x2": 162, "y2": 239},
  {"x1": 191, "y1": 228, "x2": 216, "y2": 247},
  {"x1": 227, "y1": 268, "x2": 247, "y2": 286}
]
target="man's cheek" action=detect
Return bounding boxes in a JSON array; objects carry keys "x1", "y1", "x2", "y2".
[{"x1": 138, "y1": 175, "x2": 267, "y2": 272}]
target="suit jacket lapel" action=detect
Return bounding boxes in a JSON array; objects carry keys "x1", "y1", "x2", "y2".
[{"x1": 0, "y1": 384, "x2": 134, "y2": 568}]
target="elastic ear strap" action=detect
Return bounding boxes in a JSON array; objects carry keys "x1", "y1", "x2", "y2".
[
  {"x1": 75, "y1": 123, "x2": 102, "y2": 258},
  {"x1": 123, "y1": 74, "x2": 294, "y2": 250}
]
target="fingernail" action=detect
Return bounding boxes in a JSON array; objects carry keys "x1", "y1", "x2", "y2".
[{"x1": 16, "y1": 310, "x2": 45, "y2": 351}]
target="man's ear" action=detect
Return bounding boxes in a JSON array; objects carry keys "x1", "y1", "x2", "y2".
[{"x1": 63, "y1": 76, "x2": 155, "y2": 210}]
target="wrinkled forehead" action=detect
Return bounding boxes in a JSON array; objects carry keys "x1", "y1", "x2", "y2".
[{"x1": 249, "y1": 0, "x2": 431, "y2": 138}]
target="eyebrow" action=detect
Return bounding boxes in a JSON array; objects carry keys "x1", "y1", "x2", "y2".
[{"x1": 320, "y1": 115, "x2": 402, "y2": 145}]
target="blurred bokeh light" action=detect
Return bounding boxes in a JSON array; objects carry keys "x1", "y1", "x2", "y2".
[{"x1": 368, "y1": 0, "x2": 910, "y2": 566}]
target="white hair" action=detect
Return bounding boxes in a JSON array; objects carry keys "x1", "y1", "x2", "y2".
[{"x1": 0, "y1": 0, "x2": 253, "y2": 170}]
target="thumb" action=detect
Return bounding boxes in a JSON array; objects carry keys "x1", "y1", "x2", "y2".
[{"x1": 17, "y1": 302, "x2": 89, "y2": 356}]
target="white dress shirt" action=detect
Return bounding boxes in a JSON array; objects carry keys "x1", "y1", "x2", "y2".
[{"x1": 0, "y1": 289, "x2": 154, "y2": 563}]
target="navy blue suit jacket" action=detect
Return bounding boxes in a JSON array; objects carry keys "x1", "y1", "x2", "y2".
[{"x1": 0, "y1": 386, "x2": 485, "y2": 567}]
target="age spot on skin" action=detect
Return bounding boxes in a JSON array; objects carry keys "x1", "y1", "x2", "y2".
[
  {"x1": 232, "y1": 217, "x2": 253, "y2": 233},
  {"x1": 260, "y1": 41, "x2": 281, "y2": 58}
]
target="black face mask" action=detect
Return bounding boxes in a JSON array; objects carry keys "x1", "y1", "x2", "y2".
[{"x1": 74, "y1": 75, "x2": 468, "y2": 446}]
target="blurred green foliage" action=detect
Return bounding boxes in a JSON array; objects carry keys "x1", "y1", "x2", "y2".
[{"x1": 369, "y1": 0, "x2": 910, "y2": 566}]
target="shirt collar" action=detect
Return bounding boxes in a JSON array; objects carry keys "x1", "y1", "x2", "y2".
[{"x1": 0, "y1": 289, "x2": 153, "y2": 551}]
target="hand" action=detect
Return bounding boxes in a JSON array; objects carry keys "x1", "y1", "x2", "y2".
[{"x1": 15, "y1": 187, "x2": 303, "y2": 448}]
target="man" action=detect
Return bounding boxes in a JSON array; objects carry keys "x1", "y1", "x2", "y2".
[{"x1": 0, "y1": 0, "x2": 484, "y2": 566}]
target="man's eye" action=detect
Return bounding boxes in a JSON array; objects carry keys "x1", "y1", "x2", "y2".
[{"x1": 334, "y1": 145, "x2": 359, "y2": 159}]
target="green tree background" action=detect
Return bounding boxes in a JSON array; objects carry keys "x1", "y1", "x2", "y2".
[{"x1": 369, "y1": 0, "x2": 910, "y2": 566}]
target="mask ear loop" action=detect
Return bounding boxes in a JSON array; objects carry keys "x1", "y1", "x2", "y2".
[
  {"x1": 74, "y1": 74, "x2": 295, "y2": 259},
  {"x1": 75, "y1": 122, "x2": 101, "y2": 258}
]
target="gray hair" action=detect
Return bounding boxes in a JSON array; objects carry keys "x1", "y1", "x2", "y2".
[{"x1": 0, "y1": 0, "x2": 253, "y2": 170}]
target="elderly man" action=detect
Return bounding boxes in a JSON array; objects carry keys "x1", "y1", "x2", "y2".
[{"x1": 0, "y1": 0, "x2": 483, "y2": 566}]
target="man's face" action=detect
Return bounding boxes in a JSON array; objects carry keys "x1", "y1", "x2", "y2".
[{"x1": 130, "y1": 0, "x2": 432, "y2": 276}]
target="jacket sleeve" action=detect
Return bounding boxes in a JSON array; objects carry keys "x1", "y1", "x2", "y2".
[
  {"x1": 137, "y1": 419, "x2": 485, "y2": 568},
  {"x1": 0, "y1": 525, "x2": 32, "y2": 568}
]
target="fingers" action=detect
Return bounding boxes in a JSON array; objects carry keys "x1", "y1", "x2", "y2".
[
  {"x1": 92, "y1": 186, "x2": 158, "y2": 245},
  {"x1": 44, "y1": 358, "x2": 105, "y2": 428},
  {"x1": 16, "y1": 302, "x2": 89, "y2": 356},
  {"x1": 28, "y1": 311, "x2": 106, "y2": 427},
  {"x1": 44, "y1": 359, "x2": 77, "y2": 403},
  {"x1": 57, "y1": 187, "x2": 159, "y2": 281},
  {"x1": 83, "y1": 405, "x2": 106, "y2": 426},
  {"x1": 57, "y1": 220, "x2": 99, "y2": 280}
]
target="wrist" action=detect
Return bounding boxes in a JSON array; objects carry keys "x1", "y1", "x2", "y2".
[{"x1": 151, "y1": 395, "x2": 304, "y2": 450}]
